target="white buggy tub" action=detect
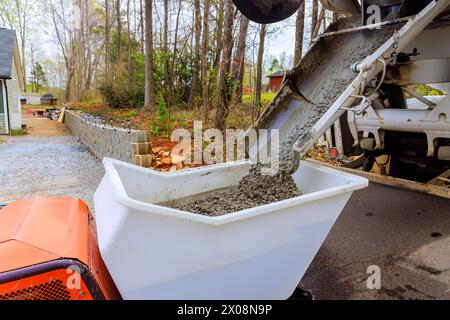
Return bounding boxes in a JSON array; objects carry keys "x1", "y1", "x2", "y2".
[{"x1": 94, "y1": 158, "x2": 368, "y2": 300}]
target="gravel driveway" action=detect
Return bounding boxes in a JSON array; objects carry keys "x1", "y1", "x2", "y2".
[{"x1": 0, "y1": 117, "x2": 104, "y2": 211}]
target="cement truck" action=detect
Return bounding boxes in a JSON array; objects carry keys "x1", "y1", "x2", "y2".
[
  {"x1": 0, "y1": 0, "x2": 448, "y2": 300},
  {"x1": 236, "y1": 0, "x2": 450, "y2": 184}
]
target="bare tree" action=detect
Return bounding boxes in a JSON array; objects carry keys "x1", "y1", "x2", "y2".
[
  {"x1": 310, "y1": 0, "x2": 318, "y2": 41},
  {"x1": 255, "y1": 24, "x2": 267, "y2": 112},
  {"x1": 294, "y1": 1, "x2": 305, "y2": 66},
  {"x1": 214, "y1": 0, "x2": 234, "y2": 130},
  {"x1": 139, "y1": 0, "x2": 144, "y2": 53},
  {"x1": 105, "y1": 0, "x2": 111, "y2": 81},
  {"x1": 0, "y1": 0, "x2": 39, "y2": 91},
  {"x1": 188, "y1": 0, "x2": 202, "y2": 106},
  {"x1": 201, "y1": 0, "x2": 211, "y2": 122},
  {"x1": 168, "y1": 0, "x2": 182, "y2": 106},
  {"x1": 231, "y1": 14, "x2": 249, "y2": 106},
  {"x1": 143, "y1": 0, "x2": 155, "y2": 111},
  {"x1": 163, "y1": 0, "x2": 168, "y2": 52},
  {"x1": 213, "y1": 0, "x2": 224, "y2": 71},
  {"x1": 116, "y1": 0, "x2": 122, "y2": 60},
  {"x1": 48, "y1": 0, "x2": 77, "y2": 101},
  {"x1": 311, "y1": 7, "x2": 326, "y2": 40}
]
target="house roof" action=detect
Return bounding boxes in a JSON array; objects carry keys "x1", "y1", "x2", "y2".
[
  {"x1": 0, "y1": 29, "x2": 15, "y2": 79},
  {"x1": 267, "y1": 70, "x2": 285, "y2": 78},
  {"x1": 0, "y1": 28, "x2": 24, "y2": 90},
  {"x1": 21, "y1": 92, "x2": 41, "y2": 97}
]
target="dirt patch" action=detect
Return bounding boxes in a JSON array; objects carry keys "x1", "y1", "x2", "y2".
[
  {"x1": 166, "y1": 19, "x2": 400, "y2": 216},
  {"x1": 24, "y1": 113, "x2": 71, "y2": 137}
]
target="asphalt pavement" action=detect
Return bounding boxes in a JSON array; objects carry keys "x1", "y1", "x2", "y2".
[{"x1": 300, "y1": 182, "x2": 450, "y2": 300}]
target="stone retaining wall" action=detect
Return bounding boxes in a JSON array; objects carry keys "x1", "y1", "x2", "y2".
[{"x1": 64, "y1": 110, "x2": 151, "y2": 165}]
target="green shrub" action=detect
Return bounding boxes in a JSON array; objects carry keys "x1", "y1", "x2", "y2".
[
  {"x1": 98, "y1": 81, "x2": 145, "y2": 109},
  {"x1": 151, "y1": 94, "x2": 170, "y2": 136}
]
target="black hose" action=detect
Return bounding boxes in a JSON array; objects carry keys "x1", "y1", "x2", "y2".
[{"x1": 232, "y1": 0, "x2": 302, "y2": 24}]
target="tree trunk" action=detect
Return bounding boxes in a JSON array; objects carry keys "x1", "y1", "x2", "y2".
[
  {"x1": 143, "y1": 0, "x2": 155, "y2": 111},
  {"x1": 116, "y1": 0, "x2": 122, "y2": 60},
  {"x1": 105, "y1": 0, "x2": 111, "y2": 81},
  {"x1": 21, "y1": 29, "x2": 26, "y2": 92},
  {"x1": 255, "y1": 24, "x2": 267, "y2": 112},
  {"x1": 163, "y1": 0, "x2": 168, "y2": 52},
  {"x1": 163, "y1": 0, "x2": 170, "y2": 98},
  {"x1": 127, "y1": 0, "x2": 132, "y2": 86},
  {"x1": 140, "y1": 0, "x2": 144, "y2": 53},
  {"x1": 201, "y1": 0, "x2": 211, "y2": 123},
  {"x1": 65, "y1": 68, "x2": 74, "y2": 102},
  {"x1": 294, "y1": 1, "x2": 305, "y2": 66},
  {"x1": 188, "y1": 0, "x2": 202, "y2": 106},
  {"x1": 214, "y1": 0, "x2": 234, "y2": 131},
  {"x1": 213, "y1": 0, "x2": 224, "y2": 71},
  {"x1": 232, "y1": 15, "x2": 249, "y2": 106},
  {"x1": 310, "y1": 0, "x2": 318, "y2": 41},
  {"x1": 311, "y1": 7, "x2": 326, "y2": 40},
  {"x1": 168, "y1": 0, "x2": 182, "y2": 106}
]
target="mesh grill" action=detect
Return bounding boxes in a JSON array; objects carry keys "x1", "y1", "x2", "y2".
[{"x1": 0, "y1": 279, "x2": 71, "y2": 300}]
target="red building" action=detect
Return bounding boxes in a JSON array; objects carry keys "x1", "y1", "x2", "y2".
[{"x1": 267, "y1": 71, "x2": 285, "y2": 92}]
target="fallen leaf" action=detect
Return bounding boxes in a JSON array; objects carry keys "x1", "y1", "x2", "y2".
[
  {"x1": 171, "y1": 154, "x2": 185, "y2": 164},
  {"x1": 161, "y1": 157, "x2": 172, "y2": 165}
]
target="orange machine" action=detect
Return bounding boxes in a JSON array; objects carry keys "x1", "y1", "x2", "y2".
[{"x1": 0, "y1": 197, "x2": 121, "y2": 300}]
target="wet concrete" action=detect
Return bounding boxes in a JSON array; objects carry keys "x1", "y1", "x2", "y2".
[
  {"x1": 299, "y1": 183, "x2": 450, "y2": 300},
  {"x1": 171, "y1": 165, "x2": 301, "y2": 216},
  {"x1": 0, "y1": 116, "x2": 104, "y2": 211}
]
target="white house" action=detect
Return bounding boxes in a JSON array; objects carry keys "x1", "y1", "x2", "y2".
[
  {"x1": 0, "y1": 28, "x2": 25, "y2": 134},
  {"x1": 21, "y1": 92, "x2": 42, "y2": 105}
]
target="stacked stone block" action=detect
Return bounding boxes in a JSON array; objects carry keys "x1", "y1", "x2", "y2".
[{"x1": 64, "y1": 110, "x2": 152, "y2": 167}]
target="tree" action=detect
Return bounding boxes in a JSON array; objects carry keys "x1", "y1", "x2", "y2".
[
  {"x1": 213, "y1": 0, "x2": 224, "y2": 71},
  {"x1": 231, "y1": 14, "x2": 249, "y2": 106},
  {"x1": 311, "y1": 7, "x2": 326, "y2": 40},
  {"x1": 30, "y1": 62, "x2": 48, "y2": 92},
  {"x1": 294, "y1": 1, "x2": 305, "y2": 66},
  {"x1": 188, "y1": 0, "x2": 202, "y2": 106},
  {"x1": 214, "y1": 0, "x2": 234, "y2": 131},
  {"x1": 0, "y1": 0, "x2": 39, "y2": 92},
  {"x1": 116, "y1": 0, "x2": 122, "y2": 60},
  {"x1": 255, "y1": 24, "x2": 267, "y2": 112},
  {"x1": 143, "y1": 0, "x2": 155, "y2": 111},
  {"x1": 48, "y1": 0, "x2": 77, "y2": 101},
  {"x1": 201, "y1": 0, "x2": 211, "y2": 123},
  {"x1": 168, "y1": 0, "x2": 182, "y2": 106},
  {"x1": 267, "y1": 57, "x2": 283, "y2": 74},
  {"x1": 105, "y1": 0, "x2": 111, "y2": 81},
  {"x1": 310, "y1": 0, "x2": 318, "y2": 41}
]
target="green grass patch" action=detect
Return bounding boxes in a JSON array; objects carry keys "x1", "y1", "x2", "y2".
[
  {"x1": 10, "y1": 129, "x2": 27, "y2": 136},
  {"x1": 415, "y1": 84, "x2": 445, "y2": 96},
  {"x1": 242, "y1": 92, "x2": 277, "y2": 106}
]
